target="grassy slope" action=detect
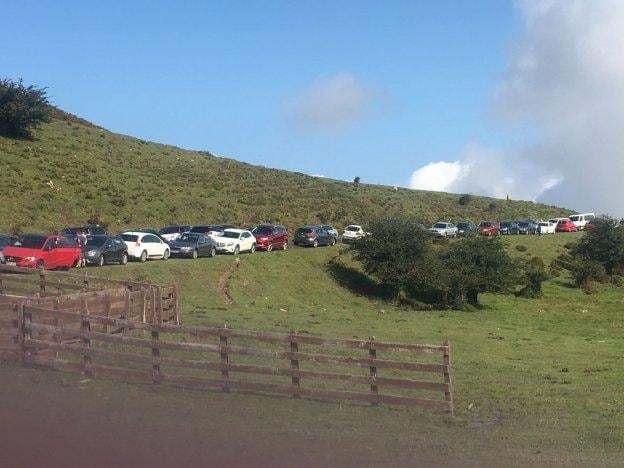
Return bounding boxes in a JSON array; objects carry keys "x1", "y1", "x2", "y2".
[
  {"x1": 0, "y1": 117, "x2": 569, "y2": 234},
  {"x1": 84, "y1": 233, "x2": 624, "y2": 463}
]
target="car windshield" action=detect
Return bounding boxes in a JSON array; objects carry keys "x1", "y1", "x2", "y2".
[
  {"x1": 120, "y1": 234, "x2": 139, "y2": 242},
  {"x1": 569, "y1": 216, "x2": 580, "y2": 221},
  {"x1": 159, "y1": 226, "x2": 180, "y2": 234},
  {"x1": 86, "y1": 237, "x2": 107, "y2": 247},
  {"x1": 297, "y1": 228, "x2": 314, "y2": 234},
  {"x1": 518, "y1": 222, "x2": 530, "y2": 227},
  {"x1": 479, "y1": 222, "x2": 493, "y2": 227},
  {"x1": 433, "y1": 223, "x2": 447, "y2": 229},
  {"x1": 500, "y1": 222, "x2": 511, "y2": 227},
  {"x1": 345, "y1": 226, "x2": 360, "y2": 232},
  {"x1": 60, "y1": 228, "x2": 80, "y2": 235},
  {"x1": 14, "y1": 235, "x2": 47, "y2": 249},
  {"x1": 252, "y1": 226, "x2": 273, "y2": 235},
  {"x1": 177, "y1": 234, "x2": 199, "y2": 243},
  {"x1": 457, "y1": 223, "x2": 470, "y2": 229},
  {"x1": 222, "y1": 231, "x2": 241, "y2": 239},
  {"x1": 0, "y1": 237, "x2": 12, "y2": 248}
]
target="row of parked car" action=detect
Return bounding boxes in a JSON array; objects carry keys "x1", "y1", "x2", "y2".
[
  {"x1": 426, "y1": 213, "x2": 596, "y2": 238},
  {"x1": 0, "y1": 213, "x2": 596, "y2": 270},
  {"x1": 0, "y1": 222, "x2": 349, "y2": 270}
]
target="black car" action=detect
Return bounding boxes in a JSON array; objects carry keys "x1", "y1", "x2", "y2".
[
  {"x1": 190, "y1": 224, "x2": 226, "y2": 237},
  {"x1": 169, "y1": 233, "x2": 217, "y2": 258},
  {"x1": 517, "y1": 220, "x2": 537, "y2": 235},
  {"x1": 500, "y1": 221, "x2": 519, "y2": 235},
  {"x1": 60, "y1": 225, "x2": 107, "y2": 236},
  {"x1": 83, "y1": 235, "x2": 128, "y2": 266},
  {"x1": 456, "y1": 221, "x2": 477, "y2": 236},
  {"x1": 293, "y1": 226, "x2": 337, "y2": 247}
]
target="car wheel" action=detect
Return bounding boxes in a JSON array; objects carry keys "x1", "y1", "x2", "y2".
[
  {"x1": 36, "y1": 259, "x2": 45, "y2": 269},
  {"x1": 120, "y1": 253, "x2": 128, "y2": 265},
  {"x1": 162, "y1": 249, "x2": 170, "y2": 260},
  {"x1": 97, "y1": 255, "x2": 105, "y2": 267},
  {"x1": 250, "y1": 243, "x2": 256, "y2": 254},
  {"x1": 267, "y1": 243, "x2": 273, "y2": 252},
  {"x1": 210, "y1": 247, "x2": 216, "y2": 257},
  {"x1": 139, "y1": 250, "x2": 148, "y2": 262},
  {"x1": 331, "y1": 238, "x2": 336, "y2": 246},
  {"x1": 282, "y1": 241, "x2": 288, "y2": 250},
  {"x1": 313, "y1": 240, "x2": 318, "y2": 248},
  {"x1": 192, "y1": 249, "x2": 199, "y2": 259},
  {"x1": 233, "y1": 245, "x2": 240, "y2": 256}
]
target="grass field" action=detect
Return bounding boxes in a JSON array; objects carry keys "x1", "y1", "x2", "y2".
[
  {"x1": 0, "y1": 116, "x2": 569, "y2": 235},
  {"x1": 62, "y1": 232, "x2": 623, "y2": 464}
]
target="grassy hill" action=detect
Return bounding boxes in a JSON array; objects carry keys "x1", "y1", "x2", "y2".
[{"x1": 0, "y1": 115, "x2": 570, "y2": 234}]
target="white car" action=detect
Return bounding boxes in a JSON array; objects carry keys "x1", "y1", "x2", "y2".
[
  {"x1": 342, "y1": 225, "x2": 367, "y2": 243},
  {"x1": 120, "y1": 231, "x2": 170, "y2": 262},
  {"x1": 158, "y1": 225, "x2": 191, "y2": 242},
  {"x1": 536, "y1": 221, "x2": 556, "y2": 235},
  {"x1": 429, "y1": 222, "x2": 458, "y2": 237},
  {"x1": 568, "y1": 213, "x2": 595, "y2": 231},
  {"x1": 215, "y1": 229, "x2": 256, "y2": 255},
  {"x1": 548, "y1": 217, "x2": 569, "y2": 226}
]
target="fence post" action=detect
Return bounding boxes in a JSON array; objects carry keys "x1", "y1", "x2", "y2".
[
  {"x1": 39, "y1": 271, "x2": 45, "y2": 295},
  {"x1": 443, "y1": 340, "x2": 453, "y2": 415},
  {"x1": 151, "y1": 288, "x2": 157, "y2": 324},
  {"x1": 290, "y1": 330, "x2": 300, "y2": 398},
  {"x1": 157, "y1": 286, "x2": 163, "y2": 324},
  {"x1": 173, "y1": 285, "x2": 179, "y2": 325},
  {"x1": 151, "y1": 327, "x2": 160, "y2": 384},
  {"x1": 220, "y1": 324, "x2": 230, "y2": 392},
  {"x1": 81, "y1": 316, "x2": 92, "y2": 377},
  {"x1": 369, "y1": 336, "x2": 379, "y2": 406},
  {"x1": 53, "y1": 298, "x2": 61, "y2": 349},
  {"x1": 17, "y1": 303, "x2": 26, "y2": 365},
  {"x1": 82, "y1": 271, "x2": 89, "y2": 293},
  {"x1": 103, "y1": 293, "x2": 111, "y2": 334},
  {"x1": 140, "y1": 290, "x2": 146, "y2": 323},
  {"x1": 124, "y1": 290, "x2": 131, "y2": 335}
]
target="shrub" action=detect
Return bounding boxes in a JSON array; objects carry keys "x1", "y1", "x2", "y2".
[
  {"x1": 0, "y1": 78, "x2": 51, "y2": 138},
  {"x1": 488, "y1": 202, "x2": 499, "y2": 212},
  {"x1": 515, "y1": 244, "x2": 528, "y2": 252},
  {"x1": 516, "y1": 256, "x2": 549, "y2": 298},
  {"x1": 458, "y1": 194, "x2": 472, "y2": 206},
  {"x1": 571, "y1": 216, "x2": 624, "y2": 275},
  {"x1": 571, "y1": 258, "x2": 606, "y2": 291}
]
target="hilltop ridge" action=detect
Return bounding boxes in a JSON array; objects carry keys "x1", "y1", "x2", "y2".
[{"x1": 0, "y1": 114, "x2": 570, "y2": 234}]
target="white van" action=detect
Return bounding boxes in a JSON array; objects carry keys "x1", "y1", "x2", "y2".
[{"x1": 568, "y1": 213, "x2": 595, "y2": 231}]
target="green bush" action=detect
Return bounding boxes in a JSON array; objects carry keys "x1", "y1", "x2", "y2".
[
  {"x1": 516, "y1": 256, "x2": 549, "y2": 298},
  {"x1": 571, "y1": 217, "x2": 624, "y2": 275},
  {"x1": 458, "y1": 194, "x2": 472, "y2": 206},
  {"x1": 572, "y1": 258, "x2": 606, "y2": 291},
  {"x1": 0, "y1": 78, "x2": 51, "y2": 138},
  {"x1": 515, "y1": 244, "x2": 528, "y2": 252}
]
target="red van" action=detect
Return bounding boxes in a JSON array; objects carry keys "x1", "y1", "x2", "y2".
[
  {"x1": 250, "y1": 225, "x2": 288, "y2": 251},
  {"x1": 3, "y1": 234, "x2": 82, "y2": 270}
]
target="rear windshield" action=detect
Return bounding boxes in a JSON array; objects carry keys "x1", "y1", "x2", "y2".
[
  {"x1": 60, "y1": 228, "x2": 80, "y2": 236},
  {"x1": 177, "y1": 234, "x2": 200, "y2": 242},
  {"x1": 457, "y1": 223, "x2": 470, "y2": 229},
  {"x1": 518, "y1": 222, "x2": 530, "y2": 227},
  {"x1": 569, "y1": 215, "x2": 580, "y2": 221},
  {"x1": 86, "y1": 236, "x2": 106, "y2": 247},
  {"x1": 121, "y1": 234, "x2": 139, "y2": 242},
  {"x1": 297, "y1": 228, "x2": 314, "y2": 234},
  {"x1": 14, "y1": 235, "x2": 47, "y2": 249},
  {"x1": 222, "y1": 231, "x2": 240, "y2": 239},
  {"x1": 159, "y1": 226, "x2": 180, "y2": 234},
  {"x1": 500, "y1": 222, "x2": 511, "y2": 227},
  {"x1": 433, "y1": 223, "x2": 447, "y2": 229},
  {"x1": 252, "y1": 226, "x2": 273, "y2": 235},
  {"x1": 345, "y1": 226, "x2": 360, "y2": 232},
  {"x1": 479, "y1": 222, "x2": 493, "y2": 227}
]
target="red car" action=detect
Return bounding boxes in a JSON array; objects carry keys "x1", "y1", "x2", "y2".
[
  {"x1": 2, "y1": 234, "x2": 81, "y2": 270},
  {"x1": 584, "y1": 221, "x2": 597, "y2": 230},
  {"x1": 250, "y1": 224, "x2": 288, "y2": 251},
  {"x1": 556, "y1": 219, "x2": 578, "y2": 232},
  {"x1": 477, "y1": 221, "x2": 501, "y2": 236}
]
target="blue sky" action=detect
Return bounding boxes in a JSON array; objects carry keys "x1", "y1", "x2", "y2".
[{"x1": 3, "y1": 1, "x2": 518, "y2": 186}]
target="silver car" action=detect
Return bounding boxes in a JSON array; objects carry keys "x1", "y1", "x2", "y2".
[
  {"x1": 316, "y1": 224, "x2": 339, "y2": 240},
  {"x1": 429, "y1": 222, "x2": 458, "y2": 238}
]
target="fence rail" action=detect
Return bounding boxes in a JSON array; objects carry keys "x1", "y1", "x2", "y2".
[{"x1": 5, "y1": 303, "x2": 454, "y2": 413}]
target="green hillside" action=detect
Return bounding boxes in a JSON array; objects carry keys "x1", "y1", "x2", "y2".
[{"x1": 0, "y1": 114, "x2": 569, "y2": 234}]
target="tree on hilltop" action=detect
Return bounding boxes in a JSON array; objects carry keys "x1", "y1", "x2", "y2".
[{"x1": 0, "y1": 78, "x2": 51, "y2": 138}]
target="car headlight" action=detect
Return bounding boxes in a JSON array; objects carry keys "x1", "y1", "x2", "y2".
[
  {"x1": 24, "y1": 256, "x2": 36, "y2": 262},
  {"x1": 180, "y1": 246, "x2": 192, "y2": 251},
  {"x1": 87, "y1": 250, "x2": 97, "y2": 256}
]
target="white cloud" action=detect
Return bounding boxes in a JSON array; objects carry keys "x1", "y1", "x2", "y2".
[
  {"x1": 409, "y1": 0, "x2": 624, "y2": 215},
  {"x1": 408, "y1": 161, "x2": 463, "y2": 192},
  {"x1": 281, "y1": 73, "x2": 375, "y2": 132}
]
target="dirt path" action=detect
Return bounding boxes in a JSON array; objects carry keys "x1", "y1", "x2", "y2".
[{"x1": 217, "y1": 258, "x2": 240, "y2": 304}]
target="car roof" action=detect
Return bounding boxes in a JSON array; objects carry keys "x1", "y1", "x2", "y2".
[
  {"x1": 120, "y1": 231, "x2": 151, "y2": 236},
  {"x1": 224, "y1": 228, "x2": 246, "y2": 234}
]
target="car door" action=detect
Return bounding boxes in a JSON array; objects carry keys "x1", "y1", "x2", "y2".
[
  {"x1": 239, "y1": 232, "x2": 250, "y2": 251},
  {"x1": 42, "y1": 238, "x2": 57, "y2": 269},
  {"x1": 197, "y1": 235, "x2": 208, "y2": 256}
]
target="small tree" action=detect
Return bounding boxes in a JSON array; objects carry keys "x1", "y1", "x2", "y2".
[
  {"x1": 0, "y1": 78, "x2": 51, "y2": 138},
  {"x1": 516, "y1": 256, "x2": 549, "y2": 298},
  {"x1": 353, "y1": 176, "x2": 361, "y2": 184},
  {"x1": 458, "y1": 194, "x2": 472, "y2": 206},
  {"x1": 571, "y1": 216, "x2": 624, "y2": 275},
  {"x1": 443, "y1": 236, "x2": 517, "y2": 306}
]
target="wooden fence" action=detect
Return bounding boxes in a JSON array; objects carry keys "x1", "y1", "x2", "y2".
[
  {"x1": 5, "y1": 303, "x2": 454, "y2": 413},
  {"x1": 0, "y1": 264, "x2": 178, "y2": 323}
]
